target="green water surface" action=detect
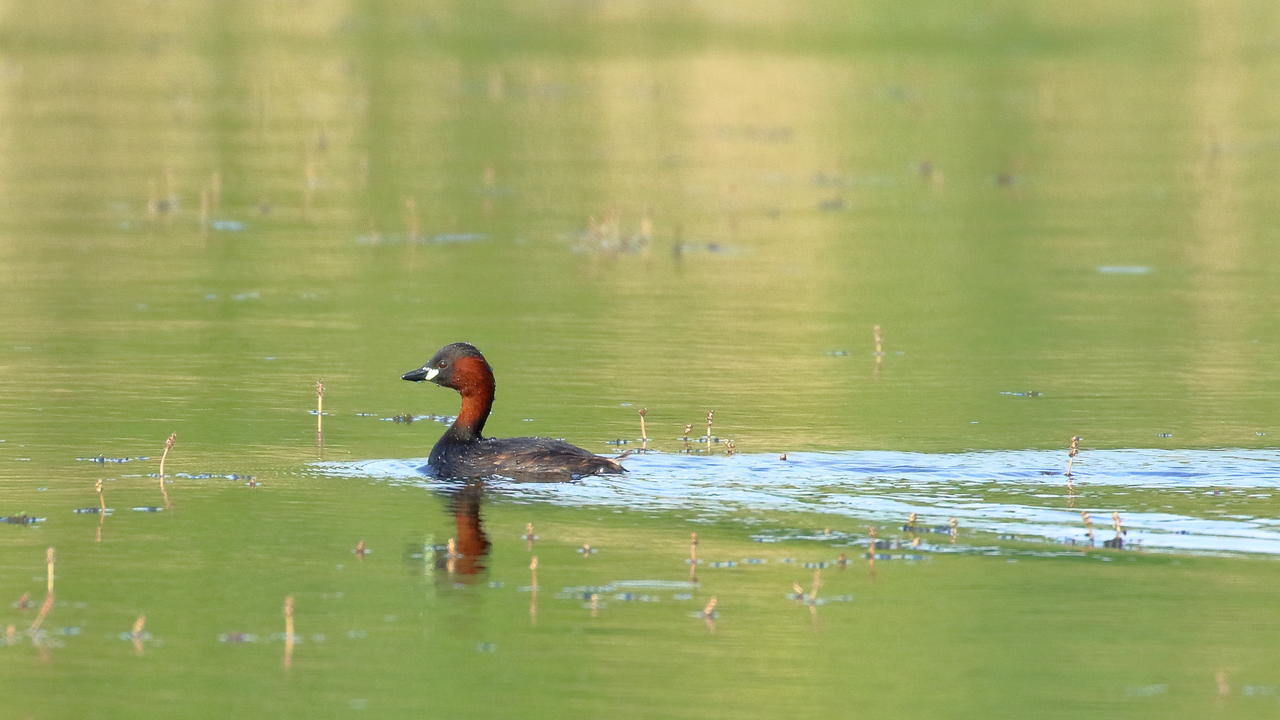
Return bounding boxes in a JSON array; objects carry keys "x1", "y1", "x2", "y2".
[{"x1": 2, "y1": 2, "x2": 1279, "y2": 718}]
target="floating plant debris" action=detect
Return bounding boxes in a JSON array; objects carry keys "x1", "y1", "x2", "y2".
[
  {"x1": 1097, "y1": 265, "x2": 1151, "y2": 274},
  {"x1": 613, "y1": 593, "x2": 660, "y2": 603},
  {"x1": 999, "y1": 391, "x2": 1043, "y2": 398},
  {"x1": 169, "y1": 472, "x2": 254, "y2": 480},
  {"x1": 78, "y1": 455, "x2": 149, "y2": 463},
  {"x1": 131, "y1": 506, "x2": 164, "y2": 513},
  {"x1": 355, "y1": 232, "x2": 488, "y2": 246},
  {"x1": 377, "y1": 413, "x2": 453, "y2": 425},
  {"x1": 2, "y1": 514, "x2": 44, "y2": 525}
]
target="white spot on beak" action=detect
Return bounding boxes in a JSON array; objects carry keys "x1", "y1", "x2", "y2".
[{"x1": 424, "y1": 367, "x2": 440, "y2": 380}]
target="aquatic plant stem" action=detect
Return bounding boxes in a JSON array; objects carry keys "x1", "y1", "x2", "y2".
[
  {"x1": 30, "y1": 547, "x2": 55, "y2": 632},
  {"x1": 159, "y1": 432, "x2": 176, "y2": 509},
  {"x1": 131, "y1": 614, "x2": 147, "y2": 655},
  {"x1": 529, "y1": 556, "x2": 539, "y2": 624},
  {"x1": 283, "y1": 596, "x2": 295, "y2": 670},
  {"x1": 315, "y1": 380, "x2": 325, "y2": 450}
]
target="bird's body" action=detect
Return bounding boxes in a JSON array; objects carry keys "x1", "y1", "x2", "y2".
[{"x1": 402, "y1": 342, "x2": 624, "y2": 481}]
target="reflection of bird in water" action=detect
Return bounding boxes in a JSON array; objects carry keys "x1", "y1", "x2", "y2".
[{"x1": 440, "y1": 481, "x2": 491, "y2": 577}]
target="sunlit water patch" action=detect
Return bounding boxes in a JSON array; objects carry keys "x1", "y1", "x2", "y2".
[{"x1": 314, "y1": 449, "x2": 1280, "y2": 556}]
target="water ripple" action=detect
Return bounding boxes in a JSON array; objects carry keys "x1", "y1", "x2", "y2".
[{"x1": 313, "y1": 449, "x2": 1280, "y2": 556}]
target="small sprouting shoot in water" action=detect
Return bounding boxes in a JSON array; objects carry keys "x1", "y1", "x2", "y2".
[
  {"x1": 637, "y1": 407, "x2": 649, "y2": 443},
  {"x1": 283, "y1": 595, "x2": 296, "y2": 670},
  {"x1": 130, "y1": 614, "x2": 148, "y2": 655},
  {"x1": 30, "y1": 547, "x2": 56, "y2": 633},
  {"x1": 159, "y1": 432, "x2": 177, "y2": 481},
  {"x1": 159, "y1": 432, "x2": 177, "y2": 508},
  {"x1": 1066, "y1": 436, "x2": 1082, "y2": 477},
  {"x1": 701, "y1": 596, "x2": 718, "y2": 619}
]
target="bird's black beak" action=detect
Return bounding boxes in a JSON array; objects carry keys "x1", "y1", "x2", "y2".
[{"x1": 402, "y1": 365, "x2": 439, "y2": 382}]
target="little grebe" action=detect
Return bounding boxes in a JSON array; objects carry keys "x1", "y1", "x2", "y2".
[{"x1": 401, "y1": 342, "x2": 624, "y2": 480}]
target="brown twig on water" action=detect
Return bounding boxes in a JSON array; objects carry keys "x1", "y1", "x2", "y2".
[
  {"x1": 1111, "y1": 512, "x2": 1123, "y2": 536},
  {"x1": 159, "y1": 432, "x2": 177, "y2": 481},
  {"x1": 1066, "y1": 436, "x2": 1081, "y2": 477},
  {"x1": 131, "y1": 614, "x2": 147, "y2": 655},
  {"x1": 95, "y1": 478, "x2": 107, "y2": 542},
  {"x1": 948, "y1": 517, "x2": 958, "y2": 543},
  {"x1": 873, "y1": 324, "x2": 884, "y2": 356},
  {"x1": 524, "y1": 522, "x2": 536, "y2": 551},
  {"x1": 808, "y1": 569, "x2": 822, "y2": 605},
  {"x1": 159, "y1": 432, "x2": 176, "y2": 508},
  {"x1": 704, "y1": 410, "x2": 715, "y2": 446},
  {"x1": 529, "y1": 555, "x2": 539, "y2": 624},
  {"x1": 1081, "y1": 511, "x2": 1095, "y2": 545},
  {"x1": 315, "y1": 380, "x2": 325, "y2": 447},
  {"x1": 638, "y1": 408, "x2": 649, "y2": 444},
  {"x1": 283, "y1": 595, "x2": 295, "y2": 670},
  {"x1": 30, "y1": 547, "x2": 56, "y2": 632},
  {"x1": 353, "y1": 540, "x2": 367, "y2": 558},
  {"x1": 702, "y1": 596, "x2": 717, "y2": 617}
]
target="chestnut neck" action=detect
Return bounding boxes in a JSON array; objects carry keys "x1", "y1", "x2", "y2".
[{"x1": 445, "y1": 356, "x2": 495, "y2": 442}]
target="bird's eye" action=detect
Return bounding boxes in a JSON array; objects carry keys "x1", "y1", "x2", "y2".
[{"x1": 437, "y1": 361, "x2": 449, "y2": 369}]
